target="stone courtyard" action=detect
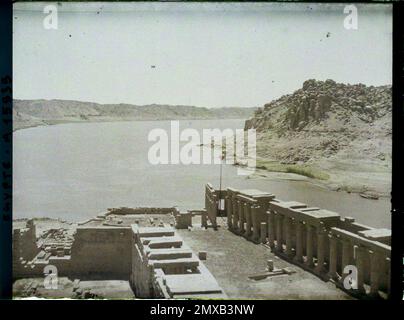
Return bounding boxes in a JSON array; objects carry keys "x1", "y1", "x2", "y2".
[{"x1": 178, "y1": 216, "x2": 353, "y2": 300}]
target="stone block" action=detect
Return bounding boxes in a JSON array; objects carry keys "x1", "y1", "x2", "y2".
[
  {"x1": 359, "y1": 228, "x2": 391, "y2": 245},
  {"x1": 198, "y1": 251, "x2": 207, "y2": 260},
  {"x1": 267, "y1": 260, "x2": 274, "y2": 272},
  {"x1": 175, "y1": 212, "x2": 192, "y2": 229}
]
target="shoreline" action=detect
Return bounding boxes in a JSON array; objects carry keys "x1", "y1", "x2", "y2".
[
  {"x1": 14, "y1": 118, "x2": 390, "y2": 202},
  {"x1": 13, "y1": 116, "x2": 250, "y2": 132},
  {"x1": 237, "y1": 162, "x2": 390, "y2": 199}
]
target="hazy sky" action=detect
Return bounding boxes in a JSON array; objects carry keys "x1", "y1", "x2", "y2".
[{"x1": 13, "y1": 2, "x2": 392, "y2": 108}]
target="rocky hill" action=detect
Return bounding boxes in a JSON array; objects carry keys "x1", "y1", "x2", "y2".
[
  {"x1": 13, "y1": 99, "x2": 255, "y2": 131},
  {"x1": 245, "y1": 79, "x2": 392, "y2": 195}
]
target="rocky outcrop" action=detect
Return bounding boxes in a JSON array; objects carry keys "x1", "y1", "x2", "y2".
[
  {"x1": 244, "y1": 79, "x2": 391, "y2": 194},
  {"x1": 245, "y1": 79, "x2": 391, "y2": 166},
  {"x1": 246, "y1": 79, "x2": 391, "y2": 133}
]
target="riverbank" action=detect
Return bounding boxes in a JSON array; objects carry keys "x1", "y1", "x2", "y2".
[
  {"x1": 218, "y1": 143, "x2": 390, "y2": 199},
  {"x1": 13, "y1": 98, "x2": 256, "y2": 132},
  {"x1": 15, "y1": 119, "x2": 391, "y2": 199},
  {"x1": 13, "y1": 119, "x2": 390, "y2": 227},
  {"x1": 245, "y1": 160, "x2": 390, "y2": 199},
  {"x1": 13, "y1": 116, "x2": 250, "y2": 132}
]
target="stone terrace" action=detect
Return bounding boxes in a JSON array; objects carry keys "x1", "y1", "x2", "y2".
[{"x1": 178, "y1": 216, "x2": 353, "y2": 300}]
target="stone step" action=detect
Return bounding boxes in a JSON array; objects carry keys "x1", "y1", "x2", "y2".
[
  {"x1": 143, "y1": 237, "x2": 183, "y2": 249},
  {"x1": 150, "y1": 257, "x2": 200, "y2": 269},
  {"x1": 136, "y1": 227, "x2": 175, "y2": 238},
  {"x1": 147, "y1": 248, "x2": 192, "y2": 260}
]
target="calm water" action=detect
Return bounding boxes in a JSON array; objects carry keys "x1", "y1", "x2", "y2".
[{"x1": 13, "y1": 120, "x2": 390, "y2": 228}]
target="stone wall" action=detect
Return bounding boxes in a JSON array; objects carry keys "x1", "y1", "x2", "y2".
[
  {"x1": 13, "y1": 220, "x2": 41, "y2": 278},
  {"x1": 13, "y1": 208, "x2": 178, "y2": 281},
  {"x1": 68, "y1": 226, "x2": 132, "y2": 279}
]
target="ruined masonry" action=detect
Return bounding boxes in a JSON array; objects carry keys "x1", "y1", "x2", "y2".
[
  {"x1": 131, "y1": 226, "x2": 225, "y2": 298},
  {"x1": 13, "y1": 184, "x2": 391, "y2": 299},
  {"x1": 13, "y1": 207, "x2": 225, "y2": 299},
  {"x1": 206, "y1": 183, "x2": 391, "y2": 299}
]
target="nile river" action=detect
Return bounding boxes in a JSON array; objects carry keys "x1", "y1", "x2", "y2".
[{"x1": 13, "y1": 119, "x2": 390, "y2": 228}]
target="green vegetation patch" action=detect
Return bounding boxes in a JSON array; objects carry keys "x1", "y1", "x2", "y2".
[{"x1": 255, "y1": 159, "x2": 330, "y2": 180}]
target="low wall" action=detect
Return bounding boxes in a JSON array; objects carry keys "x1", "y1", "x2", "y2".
[{"x1": 106, "y1": 207, "x2": 178, "y2": 216}]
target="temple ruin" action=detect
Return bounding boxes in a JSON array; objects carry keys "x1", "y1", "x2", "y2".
[
  {"x1": 12, "y1": 184, "x2": 391, "y2": 299},
  {"x1": 13, "y1": 207, "x2": 225, "y2": 299},
  {"x1": 206, "y1": 183, "x2": 391, "y2": 299}
]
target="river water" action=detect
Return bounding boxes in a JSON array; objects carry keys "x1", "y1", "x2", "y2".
[{"x1": 13, "y1": 119, "x2": 390, "y2": 228}]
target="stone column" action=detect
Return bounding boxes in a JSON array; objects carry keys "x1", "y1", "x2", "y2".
[
  {"x1": 226, "y1": 196, "x2": 232, "y2": 229},
  {"x1": 294, "y1": 221, "x2": 304, "y2": 263},
  {"x1": 205, "y1": 189, "x2": 208, "y2": 214},
  {"x1": 327, "y1": 234, "x2": 338, "y2": 279},
  {"x1": 369, "y1": 250, "x2": 381, "y2": 297},
  {"x1": 276, "y1": 213, "x2": 284, "y2": 252},
  {"x1": 212, "y1": 197, "x2": 218, "y2": 230},
  {"x1": 239, "y1": 202, "x2": 246, "y2": 234},
  {"x1": 341, "y1": 239, "x2": 353, "y2": 272},
  {"x1": 355, "y1": 245, "x2": 366, "y2": 294},
  {"x1": 201, "y1": 211, "x2": 208, "y2": 228},
  {"x1": 245, "y1": 203, "x2": 252, "y2": 238},
  {"x1": 386, "y1": 257, "x2": 391, "y2": 297},
  {"x1": 237, "y1": 200, "x2": 243, "y2": 232},
  {"x1": 267, "y1": 210, "x2": 275, "y2": 249},
  {"x1": 233, "y1": 200, "x2": 240, "y2": 232},
  {"x1": 315, "y1": 227, "x2": 327, "y2": 273},
  {"x1": 285, "y1": 217, "x2": 293, "y2": 257},
  {"x1": 340, "y1": 239, "x2": 354, "y2": 288},
  {"x1": 232, "y1": 198, "x2": 238, "y2": 231},
  {"x1": 260, "y1": 222, "x2": 267, "y2": 244},
  {"x1": 305, "y1": 224, "x2": 314, "y2": 267},
  {"x1": 252, "y1": 205, "x2": 260, "y2": 242}
]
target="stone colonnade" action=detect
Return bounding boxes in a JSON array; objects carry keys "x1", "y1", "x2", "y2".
[
  {"x1": 266, "y1": 201, "x2": 391, "y2": 298},
  {"x1": 207, "y1": 184, "x2": 391, "y2": 299},
  {"x1": 225, "y1": 188, "x2": 274, "y2": 243}
]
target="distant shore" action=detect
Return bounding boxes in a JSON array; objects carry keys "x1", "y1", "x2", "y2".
[
  {"x1": 242, "y1": 162, "x2": 390, "y2": 199},
  {"x1": 13, "y1": 116, "x2": 249, "y2": 132},
  {"x1": 15, "y1": 117, "x2": 391, "y2": 201},
  {"x1": 13, "y1": 98, "x2": 256, "y2": 132}
]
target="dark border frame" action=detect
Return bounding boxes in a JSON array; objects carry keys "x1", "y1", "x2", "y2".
[
  {"x1": 391, "y1": 0, "x2": 404, "y2": 302},
  {"x1": 1, "y1": 0, "x2": 403, "y2": 303},
  {"x1": 0, "y1": 0, "x2": 12, "y2": 300}
]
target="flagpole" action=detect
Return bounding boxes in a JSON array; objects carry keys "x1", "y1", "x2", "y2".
[{"x1": 218, "y1": 152, "x2": 223, "y2": 213}]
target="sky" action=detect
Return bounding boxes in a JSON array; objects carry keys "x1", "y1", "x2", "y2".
[{"x1": 13, "y1": 2, "x2": 392, "y2": 108}]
